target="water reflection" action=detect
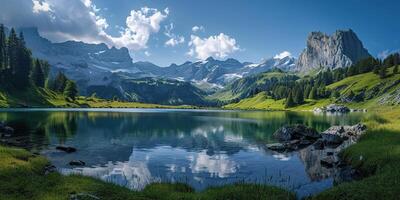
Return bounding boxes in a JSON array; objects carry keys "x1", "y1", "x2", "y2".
[{"x1": 0, "y1": 109, "x2": 363, "y2": 197}]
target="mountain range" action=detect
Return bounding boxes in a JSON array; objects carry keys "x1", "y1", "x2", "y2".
[{"x1": 19, "y1": 27, "x2": 371, "y2": 105}]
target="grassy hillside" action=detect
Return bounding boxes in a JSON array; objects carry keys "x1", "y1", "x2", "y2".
[
  {"x1": 0, "y1": 87, "x2": 196, "y2": 109},
  {"x1": 225, "y1": 67, "x2": 400, "y2": 111}
]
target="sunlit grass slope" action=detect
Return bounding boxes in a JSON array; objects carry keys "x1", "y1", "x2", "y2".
[{"x1": 225, "y1": 67, "x2": 400, "y2": 111}]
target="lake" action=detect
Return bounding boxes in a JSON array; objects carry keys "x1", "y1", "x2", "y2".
[{"x1": 0, "y1": 108, "x2": 364, "y2": 198}]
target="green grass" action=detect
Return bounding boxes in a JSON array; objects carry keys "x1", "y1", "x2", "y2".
[
  {"x1": 311, "y1": 106, "x2": 400, "y2": 199},
  {"x1": 0, "y1": 87, "x2": 198, "y2": 109},
  {"x1": 223, "y1": 92, "x2": 333, "y2": 111},
  {"x1": 0, "y1": 145, "x2": 294, "y2": 200}
]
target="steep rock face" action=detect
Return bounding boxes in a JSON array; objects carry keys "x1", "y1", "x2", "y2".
[{"x1": 296, "y1": 29, "x2": 370, "y2": 73}]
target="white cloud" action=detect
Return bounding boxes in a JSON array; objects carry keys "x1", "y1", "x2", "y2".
[
  {"x1": 32, "y1": 0, "x2": 52, "y2": 13},
  {"x1": 273, "y1": 51, "x2": 292, "y2": 59},
  {"x1": 192, "y1": 25, "x2": 204, "y2": 33},
  {"x1": 165, "y1": 37, "x2": 184, "y2": 47},
  {"x1": 0, "y1": 0, "x2": 168, "y2": 54},
  {"x1": 164, "y1": 23, "x2": 184, "y2": 47},
  {"x1": 108, "y1": 7, "x2": 169, "y2": 51},
  {"x1": 188, "y1": 33, "x2": 239, "y2": 60},
  {"x1": 144, "y1": 51, "x2": 151, "y2": 56}
]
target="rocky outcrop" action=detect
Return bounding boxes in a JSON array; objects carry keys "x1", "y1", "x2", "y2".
[
  {"x1": 313, "y1": 104, "x2": 351, "y2": 113},
  {"x1": 296, "y1": 29, "x2": 370, "y2": 73},
  {"x1": 273, "y1": 124, "x2": 321, "y2": 141},
  {"x1": 267, "y1": 123, "x2": 367, "y2": 152}
]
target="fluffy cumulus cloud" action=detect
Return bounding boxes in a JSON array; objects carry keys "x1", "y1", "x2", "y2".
[
  {"x1": 0, "y1": 0, "x2": 168, "y2": 53},
  {"x1": 273, "y1": 51, "x2": 292, "y2": 59},
  {"x1": 164, "y1": 23, "x2": 185, "y2": 47},
  {"x1": 188, "y1": 33, "x2": 239, "y2": 60},
  {"x1": 32, "y1": 0, "x2": 52, "y2": 13},
  {"x1": 191, "y1": 25, "x2": 204, "y2": 33}
]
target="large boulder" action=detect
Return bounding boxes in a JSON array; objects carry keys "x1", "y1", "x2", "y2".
[
  {"x1": 273, "y1": 124, "x2": 320, "y2": 142},
  {"x1": 325, "y1": 104, "x2": 350, "y2": 113},
  {"x1": 56, "y1": 146, "x2": 77, "y2": 153}
]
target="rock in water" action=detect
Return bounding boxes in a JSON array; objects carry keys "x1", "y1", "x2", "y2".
[
  {"x1": 69, "y1": 160, "x2": 86, "y2": 166},
  {"x1": 296, "y1": 29, "x2": 370, "y2": 73},
  {"x1": 56, "y1": 146, "x2": 77, "y2": 153},
  {"x1": 273, "y1": 124, "x2": 320, "y2": 141}
]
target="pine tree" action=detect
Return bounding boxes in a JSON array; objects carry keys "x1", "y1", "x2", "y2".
[
  {"x1": 285, "y1": 90, "x2": 295, "y2": 108},
  {"x1": 14, "y1": 31, "x2": 32, "y2": 89},
  {"x1": 394, "y1": 53, "x2": 399, "y2": 74},
  {"x1": 0, "y1": 24, "x2": 6, "y2": 70},
  {"x1": 31, "y1": 59, "x2": 45, "y2": 87},
  {"x1": 294, "y1": 86, "x2": 304, "y2": 104},
  {"x1": 379, "y1": 66, "x2": 387, "y2": 79},
  {"x1": 308, "y1": 86, "x2": 317, "y2": 99},
  {"x1": 373, "y1": 65, "x2": 380, "y2": 74},
  {"x1": 0, "y1": 24, "x2": 7, "y2": 85},
  {"x1": 64, "y1": 80, "x2": 78, "y2": 100},
  {"x1": 52, "y1": 72, "x2": 68, "y2": 92},
  {"x1": 7, "y1": 28, "x2": 18, "y2": 73},
  {"x1": 304, "y1": 85, "x2": 312, "y2": 99}
]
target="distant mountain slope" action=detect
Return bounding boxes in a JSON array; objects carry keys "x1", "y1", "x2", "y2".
[
  {"x1": 85, "y1": 76, "x2": 212, "y2": 106},
  {"x1": 296, "y1": 29, "x2": 371, "y2": 73},
  {"x1": 209, "y1": 70, "x2": 299, "y2": 102},
  {"x1": 136, "y1": 55, "x2": 296, "y2": 88}
]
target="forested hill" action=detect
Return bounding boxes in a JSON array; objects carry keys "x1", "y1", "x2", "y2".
[
  {"x1": 0, "y1": 25, "x2": 79, "y2": 107},
  {"x1": 224, "y1": 55, "x2": 400, "y2": 110}
]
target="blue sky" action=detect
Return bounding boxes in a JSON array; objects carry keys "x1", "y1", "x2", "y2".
[{"x1": 1, "y1": 0, "x2": 400, "y2": 66}]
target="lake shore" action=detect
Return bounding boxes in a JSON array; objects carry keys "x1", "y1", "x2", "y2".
[{"x1": 0, "y1": 144, "x2": 295, "y2": 200}]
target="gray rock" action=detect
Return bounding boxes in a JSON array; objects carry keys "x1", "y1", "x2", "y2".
[
  {"x1": 313, "y1": 139, "x2": 325, "y2": 150},
  {"x1": 326, "y1": 104, "x2": 350, "y2": 113},
  {"x1": 295, "y1": 29, "x2": 370, "y2": 73},
  {"x1": 44, "y1": 165, "x2": 57, "y2": 175},
  {"x1": 321, "y1": 133, "x2": 344, "y2": 146},
  {"x1": 266, "y1": 143, "x2": 286, "y2": 152},
  {"x1": 273, "y1": 124, "x2": 320, "y2": 142},
  {"x1": 70, "y1": 193, "x2": 100, "y2": 200},
  {"x1": 56, "y1": 146, "x2": 77, "y2": 153},
  {"x1": 320, "y1": 156, "x2": 340, "y2": 168},
  {"x1": 69, "y1": 160, "x2": 86, "y2": 166}
]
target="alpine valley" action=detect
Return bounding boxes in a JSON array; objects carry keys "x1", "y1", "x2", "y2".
[{"x1": 15, "y1": 27, "x2": 386, "y2": 108}]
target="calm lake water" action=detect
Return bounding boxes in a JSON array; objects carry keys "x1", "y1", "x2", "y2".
[{"x1": 0, "y1": 108, "x2": 364, "y2": 198}]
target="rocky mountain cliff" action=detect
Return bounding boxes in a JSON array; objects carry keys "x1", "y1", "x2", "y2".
[{"x1": 296, "y1": 29, "x2": 370, "y2": 73}]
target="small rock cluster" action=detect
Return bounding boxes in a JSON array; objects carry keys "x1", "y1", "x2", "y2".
[
  {"x1": 313, "y1": 104, "x2": 367, "y2": 113},
  {"x1": 0, "y1": 122, "x2": 14, "y2": 138},
  {"x1": 267, "y1": 123, "x2": 367, "y2": 153},
  {"x1": 267, "y1": 123, "x2": 366, "y2": 183}
]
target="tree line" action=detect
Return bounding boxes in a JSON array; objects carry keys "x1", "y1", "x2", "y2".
[
  {"x1": 0, "y1": 24, "x2": 78, "y2": 100},
  {"x1": 246, "y1": 54, "x2": 400, "y2": 108}
]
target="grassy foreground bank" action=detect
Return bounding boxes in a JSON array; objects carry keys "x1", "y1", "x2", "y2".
[
  {"x1": 0, "y1": 145, "x2": 294, "y2": 200},
  {"x1": 311, "y1": 107, "x2": 400, "y2": 200}
]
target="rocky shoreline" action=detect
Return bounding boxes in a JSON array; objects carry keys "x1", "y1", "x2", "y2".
[
  {"x1": 266, "y1": 123, "x2": 367, "y2": 184},
  {"x1": 313, "y1": 104, "x2": 367, "y2": 113}
]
